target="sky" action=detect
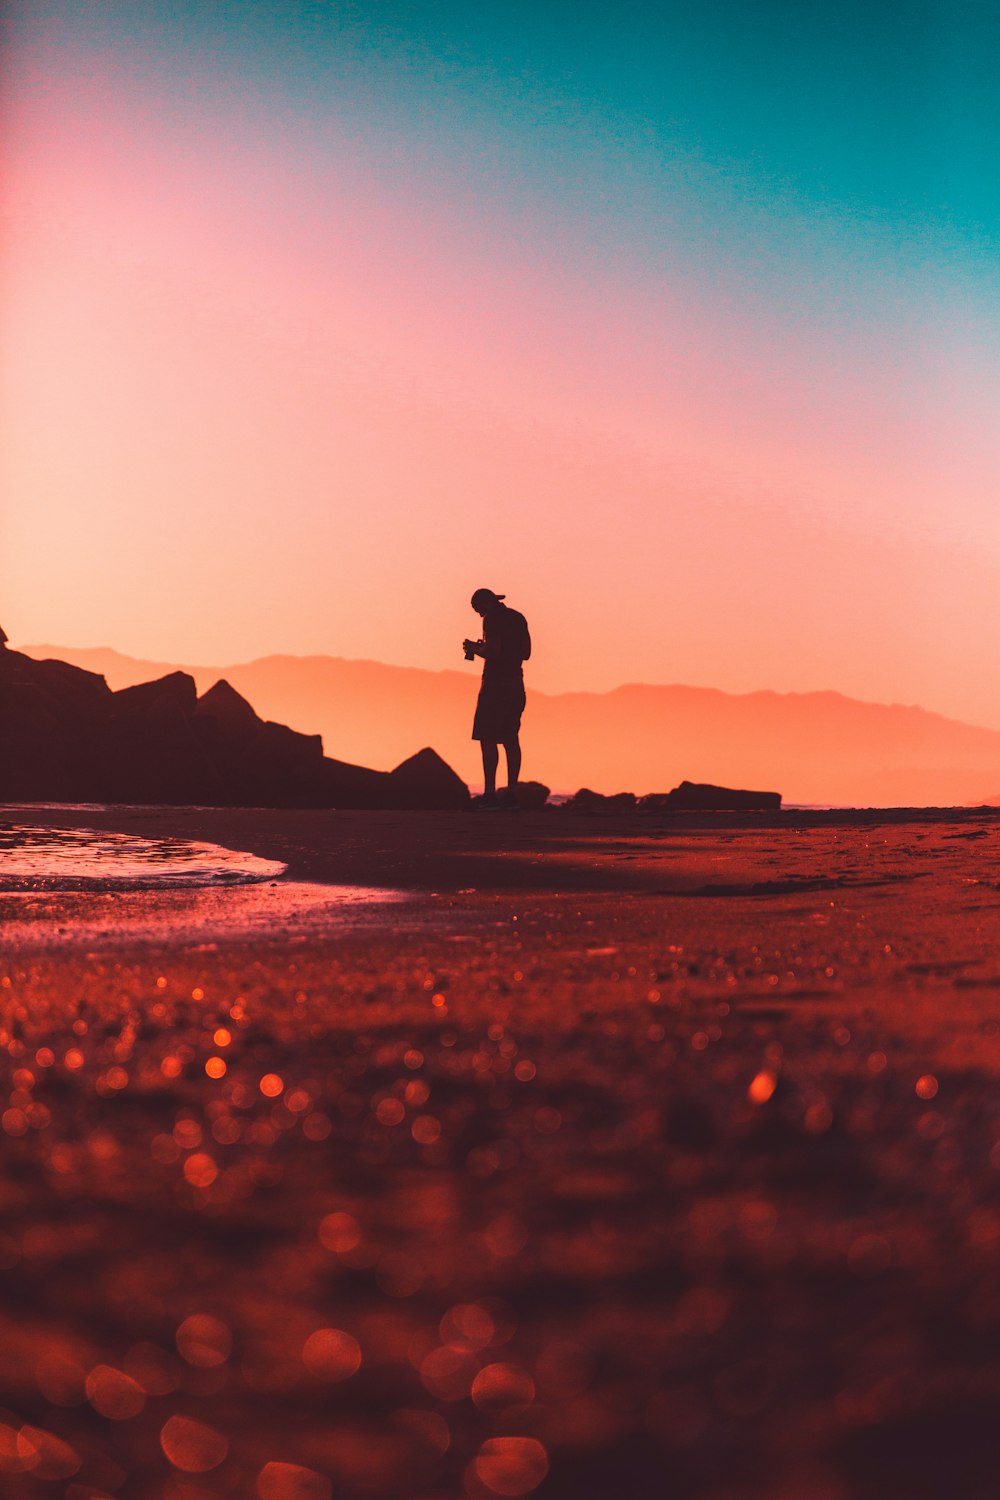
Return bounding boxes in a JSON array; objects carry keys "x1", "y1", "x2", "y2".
[{"x1": 3, "y1": 0, "x2": 1000, "y2": 722}]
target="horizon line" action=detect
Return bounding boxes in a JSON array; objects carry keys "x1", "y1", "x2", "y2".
[{"x1": 14, "y1": 638, "x2": 1000, "y2": 735}]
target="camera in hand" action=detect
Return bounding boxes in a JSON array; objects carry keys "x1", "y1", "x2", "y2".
[{"x1": 463, "y1": 642, "x2": 477, "y2": 661}]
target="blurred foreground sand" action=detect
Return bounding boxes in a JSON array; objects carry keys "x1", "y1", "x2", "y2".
[{"x1": 3, "y1": 804, "x2": 1000, "y2": 1499}]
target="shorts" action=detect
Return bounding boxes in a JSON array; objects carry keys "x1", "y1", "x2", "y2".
[{"x1": 472, "y1": 679, "x2": 526, "y2": 743}]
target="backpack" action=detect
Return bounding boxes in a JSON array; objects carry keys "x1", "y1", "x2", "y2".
[{"x1": 505, "y1": 608, "x2": 531, "y2": 663}]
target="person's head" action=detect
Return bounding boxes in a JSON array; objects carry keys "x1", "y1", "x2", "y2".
[{"x1": 471, "y1": 588, "x2": 505, "y2": 617}]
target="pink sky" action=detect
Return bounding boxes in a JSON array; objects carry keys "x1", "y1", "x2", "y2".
[{"x1": 4, "y1": 46, "x2": 1000, "y2": 729}]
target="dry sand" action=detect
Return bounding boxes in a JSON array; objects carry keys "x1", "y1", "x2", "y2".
[{"x1": 4, "y1": 802, "x2": 1000, "y2": 1499}]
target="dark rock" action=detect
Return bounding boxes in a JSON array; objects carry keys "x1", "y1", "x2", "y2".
[
  {"x1": 387, "y1": 748, "x2": 471, "y2": 809},
  {"x1": 0, "y1": 646, "x2": 469, "y2": 809},
  {"x1": 0, "y1": 680, "x2": 78, "y2": 800},
  {"x1": 565, "y1": 788, "x2": 637, "y2": 812},
  {"x1": 0, "y1": 651, "x2": 111, "y2": 799},
  {"x1": 232, "y1": 721, "x2": 327, "y2": 808},
  {"x1": 514, "y1": 780, "x2": 550, "y2": 810},
  {"x1": 317, "y1": 756, "x2": 391, "y2": 810},
  {"x1": 12, "y1": 655, "x2": 111, "y2": 715},
  {"x1": 191, "y1": 684, "x2": 325, "y2": 806},
  {"x1": 112, "y1": 672, "x2": 199, "y2": 718},
  {"x1": 641, "y1": 780, "x2": 782, "y2": 811},
  {"x1": 259, "y1": 720, "x2": 324, "y2": 763},
  {"x1": 106, "y1": 699, "x2": 226, "y2": 805},
  {"x1": 196, "y1": 679, "x2": 262, "y2": 730}
]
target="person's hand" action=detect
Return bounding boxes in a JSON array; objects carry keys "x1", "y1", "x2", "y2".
[{"x1": 463, "y1": 639, "x2": 481, "y2": 656}]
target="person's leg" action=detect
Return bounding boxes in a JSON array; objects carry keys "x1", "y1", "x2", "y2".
[
  {"x1": 481, "y1": 742, "x2": 499, "y2": 797},
  {"x1": 502, "y1": 736, "x2": 521, "y2": 793}
]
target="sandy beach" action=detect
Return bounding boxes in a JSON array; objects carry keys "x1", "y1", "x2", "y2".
[{"x1": 4, "y1": 802, "x2": 1000, "y2": 1499}]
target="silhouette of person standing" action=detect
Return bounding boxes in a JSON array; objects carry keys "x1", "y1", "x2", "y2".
[{"x1": 463, "y1": 589, "x2": 531, "y2": 809}]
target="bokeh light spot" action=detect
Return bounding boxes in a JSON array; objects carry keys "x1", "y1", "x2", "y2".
[
  {"x1": 376, "y1": 1097, "x2": 405, "y2": 1126},
  {"x1": 440, "y1": 1303, "x2": 495, "y2": 1352},
  {"x1": 14, "y1": 1425, "x2": 80, "y2": 1480},
  {"x1": 257, "y1": 1460, "x2": 333, "y2": 1500},
  {"x1": 85, "y1": 1365, "x2": 146, "y2": 1420},
  {"x1": 0, "y1": 1421, "x2": 38, "y2": 1472},
  {"x1": 420, "y1": 1345, "x2": 480, "y2": 1401},
  {"x1": 176, "y1": 1315, "x2": 232, "y2": 1368},
  {"x1": 183, "y1": 1153, "x2": 219, "y2": 1188},
  {"x1": 474, "y1": 1437, "x2": 549, "y2": 1495},
  {"x1": 471, "y1": 1363, "x2": 536, "y2": 1413},
  {"x1": 318, "y1": 1212, "x2": 361, "y2": 1252},
  {"x1": 160, "y1": 1415, "x2": 229, "y2": 1472},
  {"x1": 301, "y1": 1329, "x2": 362, "y2": 1382},
  {"x1": 748, "y1": 1070, "x2": 777, "y2": 1104}
]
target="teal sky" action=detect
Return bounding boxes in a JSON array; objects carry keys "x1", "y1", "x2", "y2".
[
  {"x1": 4, "y1": 0, "x2": 1000, "y2": 720},
  {"x1": 15, "y1": 0, "x2": 998, "y2": 245},
  {"x1": 7, "y1": 0, "x2": 995, "y2": 392},
  {"x1": 10, "y1": 0, "x2": 1000, "y2": 394}
]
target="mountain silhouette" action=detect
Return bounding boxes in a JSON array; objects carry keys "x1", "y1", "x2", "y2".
[{"x1": 19, "y1": 643, "x2": 1000, "y2": 807}]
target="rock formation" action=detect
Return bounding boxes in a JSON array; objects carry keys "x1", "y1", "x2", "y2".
[
  {"x1": 0, "y1": 647, "x2": 469, "y2": 810},
  {"x1": 563, "y1": 781, "x2": 782, "y2": 812},
  {"x1": 512, "y1": 780, "x2": 550, "y2": 810},
  {"x1": 564, "y1": 788, "x2": 638, "y2": 812},
  {"x1": 644, "y1": 780, "x2": 782, "y2": 811}
]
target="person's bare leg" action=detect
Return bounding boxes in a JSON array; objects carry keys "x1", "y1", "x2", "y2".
[
  {"x1": 481, "y1": 743, "x2": 499, "y2": 797},
  {"x1": 503, "y1": 737, "x2": 521, "y2": 795}
]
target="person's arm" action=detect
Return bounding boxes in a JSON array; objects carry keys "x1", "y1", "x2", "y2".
[{"x1": 464, "y1": 617, "x2": 499, "y2": 659}]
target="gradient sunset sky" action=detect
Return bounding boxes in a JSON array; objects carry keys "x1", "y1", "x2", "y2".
[{"x1": 3, "y1": 1, "x2": 999, "y2": 720}]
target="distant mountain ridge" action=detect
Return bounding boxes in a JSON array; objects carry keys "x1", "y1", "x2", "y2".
[{"x1": 20, "y1": 643, "x2": 1000, "y2": 806}]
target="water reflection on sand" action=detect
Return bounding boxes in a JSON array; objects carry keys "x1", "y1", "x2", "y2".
[
  {"x1": 0, "y1": 824, "x2": 287, "y2": 888},
  {"x1": 0, "y1": 825, "x2": 409, "y2": 948},
  {"x1": 1, "y1": 881, "x2": 411, "y2": 952}
]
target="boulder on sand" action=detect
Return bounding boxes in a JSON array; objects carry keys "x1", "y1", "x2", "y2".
[
  {"x1": 1, "y1": 646, "x2": 471, "y2": 809},
  {"x1": 107, "y1": 674, "x2": 224, "y2": 804},
  {"x1": 565, "y1": 788, "x2": 637, "y2": 813},
  {"x1": 316, "y1": 754, "x2": 390, "y2": 809},
  {"x1": 387, "y1": 748, "x2": 471, "y2": 810},
  {"x1": 641, "y1": 780, "x2": 782, "y2": 811},
  {"x1": 514, "y1": 780, "x2": 550, "y2": 810},
  {"x1": 0, "y1": 648, "x2": 111, "y2": 799}
]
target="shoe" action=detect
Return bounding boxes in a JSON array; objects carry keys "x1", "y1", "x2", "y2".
[
  {"x1": 498, "y1": 789, "x2": 521, "y2": 812},
  {"x1": 471, "y1": 793, "x2": 502, "y2": 811}
]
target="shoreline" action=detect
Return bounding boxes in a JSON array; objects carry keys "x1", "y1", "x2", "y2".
[{"x1": 6, "y1": 799, "x2": 1000, "y2": 896}]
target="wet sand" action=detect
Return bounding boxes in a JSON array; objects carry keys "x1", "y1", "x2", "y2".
[{"x1": 4, "y1": 803, "x2": 1000, "y2": 1499}]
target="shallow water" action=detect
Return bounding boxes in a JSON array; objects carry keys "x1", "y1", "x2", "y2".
[
  {"x1": 0, "y1": 824, "x2": 288, "y2": 889},
  {"x1": 0, "y1": 881, "x2": 415, "y2": 953}
]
